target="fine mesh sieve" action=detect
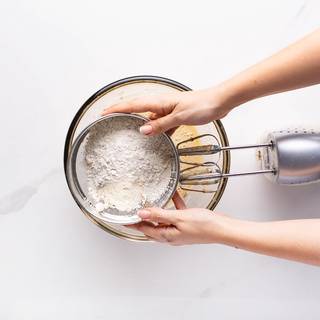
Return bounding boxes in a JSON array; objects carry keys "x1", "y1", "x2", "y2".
[{"x1": 66, "y1": 113, "x2": 180, "y2": 225}]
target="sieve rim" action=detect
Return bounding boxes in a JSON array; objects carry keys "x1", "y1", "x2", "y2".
[{"x1": 66, "y1": 112, "x2": 180, "y2": 225}]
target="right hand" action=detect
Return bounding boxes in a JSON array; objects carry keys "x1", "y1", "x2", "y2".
[
  {"x1": 126, "y1": 192, "x2": 229, "y2": 246},
  {"x1": 101, "y1": 86, "x2": 231, "y2": 135}
]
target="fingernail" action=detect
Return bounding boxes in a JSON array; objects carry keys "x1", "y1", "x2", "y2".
[
  {"x1": 138, "y1": 209, "x2": 151, "y2": 219},
  {"x1": 139, "y1": 125, "x2": 152, "y2": 135}
]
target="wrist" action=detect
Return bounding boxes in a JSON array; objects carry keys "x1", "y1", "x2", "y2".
[
  {"x1": 210, "y1": 215, "x2": 259, "y2": 247},
  {"x1": 205, "y1": 214, "x2": 237, "y2": 244},
  {"x1": 212, "y1": 75, "x2": 256, "y2": 112}
]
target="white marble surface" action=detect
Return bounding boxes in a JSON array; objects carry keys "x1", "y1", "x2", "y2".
[{"x1": 1, "y1": 0, "x2": 320, "y2": 319}]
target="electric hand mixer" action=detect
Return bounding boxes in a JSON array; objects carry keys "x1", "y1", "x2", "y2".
[{"x1": 178, "y1": 128, "x2": 320, "y2": 189}]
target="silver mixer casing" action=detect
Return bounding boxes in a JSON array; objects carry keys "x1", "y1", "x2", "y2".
[{"x1": 259, "y1": 129, "x2": 320, "y2": 185}]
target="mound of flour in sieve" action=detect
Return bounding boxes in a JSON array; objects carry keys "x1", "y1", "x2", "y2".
[{"x1": 84, "y1": 117, "x2": 173, "y2": 216}]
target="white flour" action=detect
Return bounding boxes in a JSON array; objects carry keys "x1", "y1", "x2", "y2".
[{"x1": 84, "y1": 117, "x2": 173, "y2": 215}]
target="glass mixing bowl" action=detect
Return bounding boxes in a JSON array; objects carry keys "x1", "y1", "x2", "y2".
[{"x1": 64, "y1": 76, "x2": 230, "y2": 241}]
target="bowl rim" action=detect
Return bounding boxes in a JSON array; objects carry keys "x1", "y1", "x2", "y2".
[{"x1": 63, "y1": 75, "x2": 230, "y2": 241}]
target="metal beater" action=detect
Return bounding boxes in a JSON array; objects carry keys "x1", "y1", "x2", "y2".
[{"x1": 178, "y1": 128, "x2": 320, "y2": 192}]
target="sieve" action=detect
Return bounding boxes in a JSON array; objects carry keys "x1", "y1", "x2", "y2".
[{"x1": 66, "y1": 113, "x2": 180, "y2": 225}]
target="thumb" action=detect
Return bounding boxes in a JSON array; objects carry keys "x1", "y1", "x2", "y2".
[
  {"x1": 140, "y1": 114, "x2": 177, "y2": 135},
  {"x1": 138, "y1": 207, "x2": 178, "y2": 224}
]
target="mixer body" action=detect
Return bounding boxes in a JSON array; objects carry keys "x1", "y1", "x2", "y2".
[{"x1": 260, "y1": 130, "x2": 320, "y2": 185}]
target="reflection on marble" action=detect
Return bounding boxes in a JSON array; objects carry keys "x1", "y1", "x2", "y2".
[
  {"x1": 0, "y1": 168, "x2": 60, "y2": 215},
  {"x1": 294, "y1": 0, "x2": 308, "y2": 19}
]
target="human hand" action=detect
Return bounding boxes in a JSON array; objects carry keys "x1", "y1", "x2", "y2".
[
  {"x1": 126, "y1": 192, "x2": 228, "y2": 245},
  {"x1": 128, "y1": 193, "x2": 320, "y2": 265},
  {"x1": 102, "y1": 86, "x2": 232, "y2": 135}
]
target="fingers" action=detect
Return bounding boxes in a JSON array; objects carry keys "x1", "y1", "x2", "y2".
[
  {"x1": 147, "y1": 113, "x2": 178, "y2": 135},
  {"x1": 138, "y1": 207, "x2": 177, "y2": 224},
  {"x1": 126, "y1": 221, "x2": 161, "y2": 241},
  {"x1": 149, "y1": 112, "x2": 159, "y2": 120},
  {"x1": 141, "y1": 114, "x2": 179, "y2": 135},
  {"x1": 172, "y1": 191, "x2": 187, "y2": 209},
  {"x1": 101, "y1": 95, "x2": 180, "y2": 135},
  {"x1": 126, "y1": 221, "x2": 167, "y2": 242},
  {"x1": 127, "y1": 221, "x2": 178, "y2": 243},
  {"x1": 101, "y1": 97, "x2": 163, "y2": 116}
]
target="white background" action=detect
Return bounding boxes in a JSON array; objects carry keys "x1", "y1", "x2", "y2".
[{"x1": 1, "y1": 0, "x2": 320, "y2": 319}]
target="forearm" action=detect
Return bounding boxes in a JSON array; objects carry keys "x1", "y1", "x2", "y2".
[
  {"x1": 217, "y1": 217, "x2": 320, "y2": 266},
  {"x1": 217, "y1": 28, "x2": 320, "y2": 110}
]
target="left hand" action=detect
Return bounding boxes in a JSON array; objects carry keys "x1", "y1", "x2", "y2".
[
  {"x1": 126, "y1": 192, "x2": 227, "y2": 245},
  {"x1": 101, "y1": 88, "x2": 232, "y2": 136}
]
